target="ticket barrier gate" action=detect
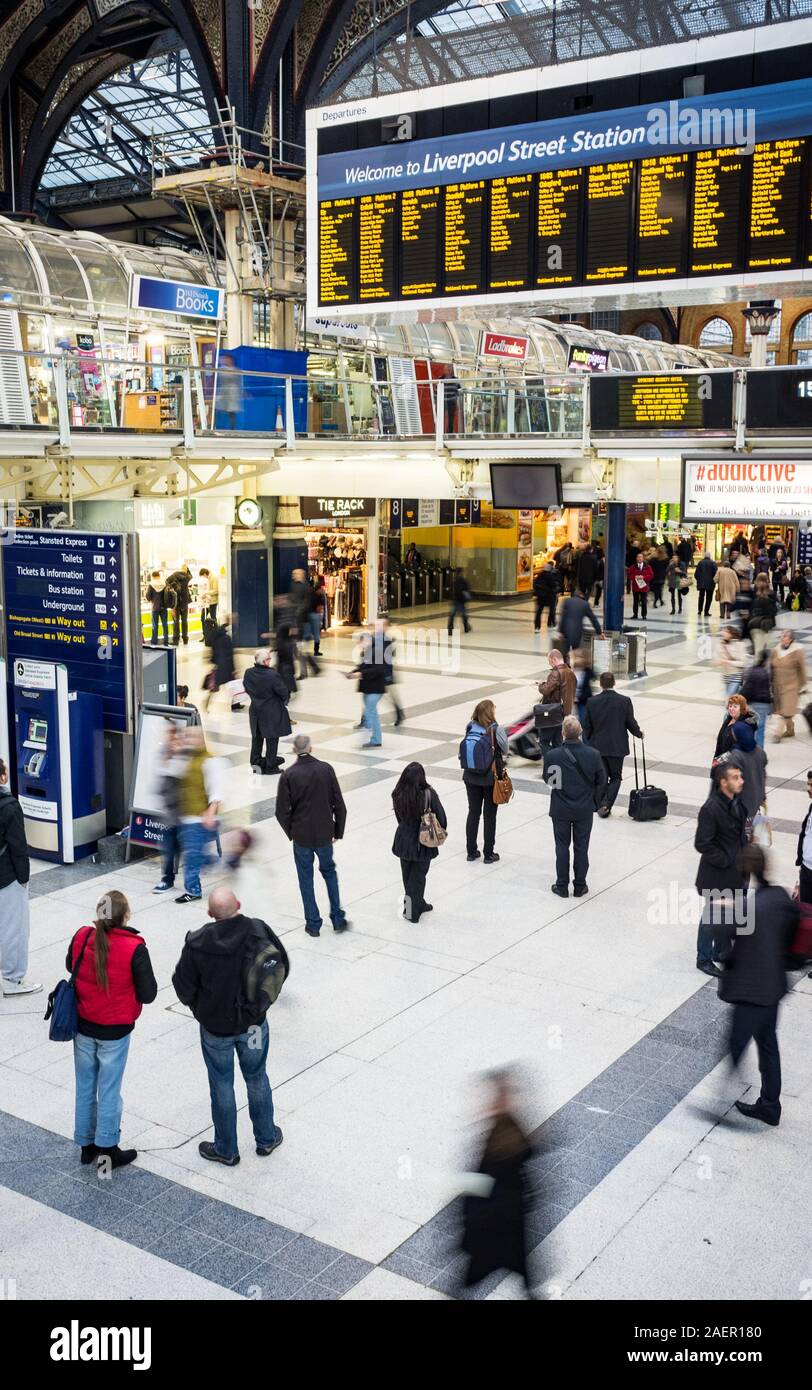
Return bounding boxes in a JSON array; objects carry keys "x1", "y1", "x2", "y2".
[{"x1": 12, "y1": 660, "x2": 106, "y2": 862}]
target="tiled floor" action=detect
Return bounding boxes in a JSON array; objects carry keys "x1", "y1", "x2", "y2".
[{"x1": 2, "y1": 596, "x2": 811, "y2": 1300}]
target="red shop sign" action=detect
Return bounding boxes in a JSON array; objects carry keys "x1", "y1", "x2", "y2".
[{"x1": 480, "y1": 331, "x2": 529, "y2": 361}]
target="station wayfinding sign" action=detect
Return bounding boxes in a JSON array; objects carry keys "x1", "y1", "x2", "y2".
[
  {"x1": 2, "y1": 530, "x2": 129, "y2": 733},
  {"x1": 681, "y1": 455, "x2": 812, "y2": 521}
]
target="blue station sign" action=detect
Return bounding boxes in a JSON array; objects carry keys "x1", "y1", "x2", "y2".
[
  {"x1": 132, "y1": 275, "x2": 223, "y2": 320},
  {"x1": 2, "y1": 530, "x2": 129, "y2": 733}
]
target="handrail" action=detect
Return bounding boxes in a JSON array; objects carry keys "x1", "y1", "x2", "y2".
[{"x1": 0, "y1": 349, "x2": 809, "y2": 448}]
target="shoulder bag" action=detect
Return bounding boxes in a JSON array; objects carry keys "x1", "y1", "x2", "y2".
[
  {"x1": 419, "y1": 789, "x2": 447, "y2": 847},
  {"x1": 44, "y1": 928, "x2": 92, "y2": 1042},
  {"x1": 491, "y1": 730, "x2": 514, "y2": 806}
]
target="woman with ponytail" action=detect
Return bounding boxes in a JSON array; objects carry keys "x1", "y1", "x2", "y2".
[{"x1": 67, "y1": 890, "x2": 157, "y2": 1169}]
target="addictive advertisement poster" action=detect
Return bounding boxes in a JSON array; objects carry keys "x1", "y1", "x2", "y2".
[{"x1": 682, "y1": 456, "x2": 812, "y2": 520}]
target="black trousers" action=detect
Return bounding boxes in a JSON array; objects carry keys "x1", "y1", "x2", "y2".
[
  {"x1": 800, "y1": 864, "x2": 812, "y2": 904},
  {"x1": 698, "y1": 588, "x2": 713, "y2": 616},
  {"x1": 539, "y1": 726, "x2": 563, "y2": 751},
  {"x1": 601, "y1": 754, "x2": 624, "y2": 810},
  {"x1": 250, "y1": 733, "x2": 279, "y2": 769},
  {"x1": 651, "y1": 581, "x2": 664, "y2": 607},
  {"x1": 401, "y1": 859, "x2": 430, "y2": 922},
  {"x1": 632, "y1": 591, "x2": 648, "y2": 619},
  {"x1": 151, "y1": 609, "x2": 168, "y2": 643},
  {"x1": 670, "y1": 589, "x2": 684, "y2": 613},
  {"x1": 534, "y1": 598, "x2": 556, "y2": 630},
  {"x1": 466, "y1": 782, "x2": 497, "y2": 855},
  {"x1": 552, "y1": 814, "x2": 593, "y2": 890},
  {"x1": 172, "y1": 605, "x2": 189, "y2": 644},
  {"x1": 730, "y1": 1001, "x2": 781, "y2": 1119}
]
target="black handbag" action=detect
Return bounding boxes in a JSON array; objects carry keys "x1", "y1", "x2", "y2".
[
  {"x1": 534, "y1": 701, "x2": 564, "y2": 728},
  {"x1": 628, "y1": 739, "x2": 668, "y2": 822}
]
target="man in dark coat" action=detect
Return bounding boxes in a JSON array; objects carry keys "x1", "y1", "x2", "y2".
[
  {"x1": 275, "y1": 735, "x2": 349, "y2": 936},
  {"x1": 543, "y1": 715, "x2": 607, "y2": 898},
  {"x1": 583, "y1": 672, "x2": 643, "y2": 817},
  {"x1": 532, "y1": 562, "x2": 560, "y2": 632},
  {"x1": 556, "y1": 590, "x2": 602, "y2": 659},
  {"x1": 719, "y1": 844, "x2": 798, "y2": 1127},
  {"x1": 243, "y1": 649, "x2": 292, "y2": 774},
  {"x1": 167, "y1": 565, "x2": 192, "y2": 646},
  {"x1": 694, "y1": 762, "x2": 747, "y2": 976},
  {"x1": 694, "y1": 552, "x2": 718, "y2": 618}
]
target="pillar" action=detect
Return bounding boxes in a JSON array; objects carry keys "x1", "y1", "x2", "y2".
[
  {"x1": 604, "y1": 501, "x2": 627, "y2": 633},
  {"x1": 271, "y1": 494, "x2": 307, "y2": 614}
]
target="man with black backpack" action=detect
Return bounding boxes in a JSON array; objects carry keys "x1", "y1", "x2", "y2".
[{"x1": 172, "y1": 885, "x2": 289, "y2": 1166}]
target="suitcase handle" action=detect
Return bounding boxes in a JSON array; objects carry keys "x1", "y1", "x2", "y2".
[{"x1": 633, "y1": 735, "x2": 647, "y2": 789}]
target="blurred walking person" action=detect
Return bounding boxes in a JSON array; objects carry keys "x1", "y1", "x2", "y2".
[
  {"x1": 348, "y1": 628, "x2": 387, "y2": 748},
  {"x1": 448, "y1": 567, "x2": 472, "y2": 635},
  {"x1": 175, "y1": 727, "x2": 225, "y2": 904},
  {"x1": 460, "y1": 1069, "x2": 535, "y2": 1298},
  {"x1": 532, "y1": 561, "x2": 560, "y2": 633},
  {"x1": 720, "y1": 845, "x2": 797, "y2": 1128},
  {"x1": 0, "y1": 757, "x2": 39, "y2": 996},
  {"x1": 769, "y1": 628, "x2": 807, "y2": 742}
]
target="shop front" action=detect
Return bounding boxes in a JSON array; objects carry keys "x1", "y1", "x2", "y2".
[
  {"x1": 134, "y1": 498, "x2": 234, "y2": 642},
  {"x1": 300, "y1": 496, "x2": 376, "y2": 626}
]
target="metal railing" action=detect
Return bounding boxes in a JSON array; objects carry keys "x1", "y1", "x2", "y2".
[{"x1": 2, "y1": 351, "x2": 812, "y2": 449}]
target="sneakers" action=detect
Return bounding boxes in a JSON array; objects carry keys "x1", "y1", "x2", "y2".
[
  {"x1": 2, "y1": 978, "x2": 42, "y2": 996},
  {"x1": 256, "y1": 1129, "x2": 284, "y2": 1157},
  {"x1": 96, "y1": 1145, "x2": 137, "y2": 1169},
  {"x1": 175, "y1": 893, "x2": 202, "y2": 904},
  {"x1": 153, "y1": 880, "x2": 174, "y2": 894},
  {"x1": 198, "y1": 1141, "x2": 240, "y2": 1166}
]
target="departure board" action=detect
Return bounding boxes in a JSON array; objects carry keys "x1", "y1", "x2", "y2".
[
  {"x1": 585, "y1": 163, "x2": 633, "y2": 282},
  {"x1": 401, "y1": 187, "x2": 440, "y2": 297},
  {"x1": 636, "y1": 153, "x2": 689, "y2": 279},
  {"x1": 690, "y1": 147, "x2": 744, "y2": 275},
  {"x1": 315, "y1": 123, "x2": 812, "y2": 308},
  {"x1": 591, "y1": 372, "x2": 735, "y2": 431},
  {"x1": 318, "y1": 198, "x2": 357, "y2": 304},
  {"x1": 536, "y1": 168, "x2": 582, "y2": 286},
  {"x1": 488, "y1": 173, "x2": 533, "y2": 291},
  {"x1": 358, "y1": 191, "x2": 397, "y2": 300},
  {"x1": 443, "y1": 181, "x2": 485, "y2": 294},
  {"x1": 747, "y1": 139, "x2": 804, "y2": 270}
]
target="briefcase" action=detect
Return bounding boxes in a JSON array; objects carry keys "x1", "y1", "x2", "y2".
[
  {"x1": 534, "y1": 701, "x2": 564, "y2": 730},
  {"x1": 627, "y1": 739, "x2": 668, "y2": 822}
]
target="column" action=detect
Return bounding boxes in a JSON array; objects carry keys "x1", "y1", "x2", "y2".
[
  {"x1": 604, "y1": 501, "x2": 627, "y2": 633},
  {"x1": 271, "y1": 495, "x2": 307, "y2": 611}
]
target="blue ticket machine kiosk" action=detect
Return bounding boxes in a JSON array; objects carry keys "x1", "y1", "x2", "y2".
[{"x1": 12, "y1": 659, "x2": 106, "y2": 863}]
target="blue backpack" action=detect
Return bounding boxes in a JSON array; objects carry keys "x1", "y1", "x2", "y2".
[{"x1": 459, "y1": 722, "x2": 494, "y2": 772}]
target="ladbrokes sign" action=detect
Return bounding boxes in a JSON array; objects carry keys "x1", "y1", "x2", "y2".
[{"x1": 682, "y1": 455, "x2": 812, "y2": 520}]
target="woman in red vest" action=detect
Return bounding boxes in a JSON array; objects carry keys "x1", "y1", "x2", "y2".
[{"x1": 67, "y1": 890, "x2": 157, "y2": 1169}]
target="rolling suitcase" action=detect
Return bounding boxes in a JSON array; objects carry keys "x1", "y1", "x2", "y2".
[{"x1": 627, "y1": 738, "x2": 668, "y2": 821}]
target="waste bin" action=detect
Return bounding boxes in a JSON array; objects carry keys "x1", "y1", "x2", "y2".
[{"x1": 591, "y1": 632, "x2": 630, "y2": 677}]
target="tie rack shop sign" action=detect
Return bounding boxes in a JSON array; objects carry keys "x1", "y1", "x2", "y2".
[
  {"x1": 480, "y1": 331, "x2": 529, "y2": 362},
  {"x1": 682, "y1": 456, "x2": 812, "y2": 521},
  {"x1": 300, "y1": 497, "x2": 376, "y2": 521}
]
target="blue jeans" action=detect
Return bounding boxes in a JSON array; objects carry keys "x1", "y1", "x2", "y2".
[
  {"x1": 576, "y1": 701, "x2": 588, "y2": 733},
  {"x1": 200, "y1": 1020, "x2": 277, "y2": 1160},
  {"x1": 293, "y1": 842, "x2": 346, "y2": 932},
  {"x1": 179, "y1": 820, "x2": 216, "y2": 897},
  {"x1": 749, "y1": 701, "x2": 771, "y2": 749},
  {"x1": 73, "y1": 1033, "x2": 131, "y2": 1148},
  {"x1": 362, "y1": 692, "x2": 382, "y2": 745},
  {"x1": 306, "y1": 613, "x2": 322, "y2": 647}
]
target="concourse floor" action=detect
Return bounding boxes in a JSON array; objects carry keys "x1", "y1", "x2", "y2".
[{"x1": 2, "y1": 596, "x2": 811, "y2": 1301}]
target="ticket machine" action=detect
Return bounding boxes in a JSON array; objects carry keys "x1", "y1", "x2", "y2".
[{"x1": 12, "y1": 659, "x2": 106, "y2": 862}]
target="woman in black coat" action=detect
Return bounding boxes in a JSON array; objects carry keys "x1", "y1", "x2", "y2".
[
  {"x1": 243, "y1": 652, "x2": 292, "y2": 773},
  {"x1": 461, "y1": 1070, "x2": 534, "y2": 1297},
  {"x1": 713, "y1": 693, "x2": 759, "y2": 760},
  {"x1": 719, "y1": 844, "x2": 798, "y2": 1126},
  {"x1": 392, "y1": 762, "x2": 447, "y2": 923}
]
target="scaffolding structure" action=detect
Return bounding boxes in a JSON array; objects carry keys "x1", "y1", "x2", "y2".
[{"x1": 150, "y1": 103, "x2": 307, "y2": 307}]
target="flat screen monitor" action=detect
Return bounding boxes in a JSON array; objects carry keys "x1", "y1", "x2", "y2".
[
  {"x1": 27, "y1": 718, "x2": 47, "y2": 744},
  {"x1": 489, "y1": 463, "x2": 563, "y2": 509}
]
